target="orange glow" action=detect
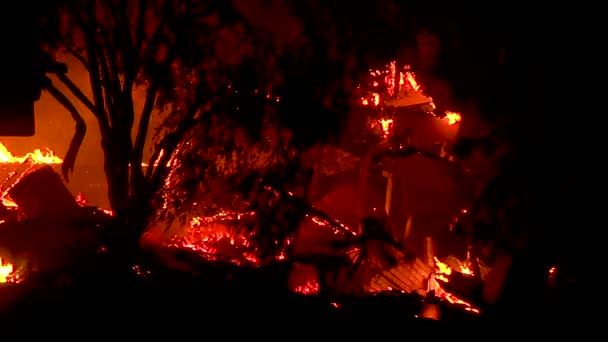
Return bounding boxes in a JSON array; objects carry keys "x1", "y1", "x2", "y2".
[
  {"x1": 0, "y1": 142, "x2": 63, "y2": 164},
  {"x1": 444, "y1": 111, "x2": 462, "y2": 125}
]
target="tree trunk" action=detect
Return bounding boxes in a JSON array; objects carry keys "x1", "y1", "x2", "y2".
[{"x1": 105, "y1": 165, "x2": 129, "y2": 214}]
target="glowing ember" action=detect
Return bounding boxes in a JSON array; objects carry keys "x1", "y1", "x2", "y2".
[
  {"x1": 169, "y1": 211, "x2": 260, "y2": 265},
  {"x1": 444, "y1": 111, "x2": 462, "y2": 125},
  {"x1": 0, "y1": 142, "x2": 63, "y2": 164},
  {"x1": 294, "y1": 280, "x2": 319, "y2": 295},
  {"x1": 308, "y1": 213, "x2": 357, "y2": 236},
  {"x1": 76, "y1": 192, "x2": 89, "y2": 206},
  {"x1": 441, "y1": 290, "x2": 480, "y2": 314}
]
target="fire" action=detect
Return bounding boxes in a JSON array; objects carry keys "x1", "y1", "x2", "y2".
[
  {"x1": 360, "y1": 62, "x2": 465, "y2": 133},
  {"x1": 0, "y1": 257, "x2": 15, "y2": 284},
  {"x1": 1, "y1": 197, "x2": 17, "y2": 207},
  {"x1": 294, "y1": 280, "x2": 319, "y2": 295},
  {"x1": 434, "y1": 257, "x2": 452, "y2": 275},
  {"x1": 0, "y1": 142, "x2": 63, "y2": 164},
  {"x1": 433, "y1": 257, "x2": 480, "y2": 314},
  {"x1": 444, "y1": 111, "x2": 462, "y2": 125},
  {"x1": 460, "y1": 264, "x2": 474, "y2": 275},
  {"x1": 405, "y1": 71, "x2": 421, "y2": 92},
  {"x1": 380, "y1": 118, "x2": 393, "y2": 138},
  {"x1": 441, "y1": 290, "x2": 480, "y2": 314},
  {"x1": 434, "y1": 256, "x2": 474, "y2": 277}
]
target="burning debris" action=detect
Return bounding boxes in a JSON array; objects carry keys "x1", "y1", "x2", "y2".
[
  {"x1": 1, "y1": 143, "x2": 68, "y2": 284},
  {"x1": 1, "y1": 48, "x2": 479, "y2": 319},
  {"x1": 433, "y1": 256, "x2": 482, "y2": 314},
  {"x1": 168, "y1": 212, "x2": 259, "y2": 266},
  {"x1": 0, "y1": 144, "x2": 114, "y2": 288},
  {"x1": 358, "y1": 61, "x2": 462, "y2": 141},
  {"x1": 0, "y1": 257, "x2": 19, "y2": 284}
]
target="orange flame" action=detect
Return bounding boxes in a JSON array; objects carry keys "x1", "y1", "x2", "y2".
[
  {"x1": 0, "y1": 257, "x2": 17, "y2": 284},
  {"x1": 1, "y1": 197, "x2": 17, "y2": 208},
  {"x1": 434, "y1": 257, "x2": 452, "y2": 275},
  {"x1": 405, "y1": 71, "x2": 421, "y2": 92},
  {"x1": 0, "y1": 142, "x2": 63, "y2": 164},
  {"x1": 444, "y1": 111, "x2": 462, "y2": 125}
]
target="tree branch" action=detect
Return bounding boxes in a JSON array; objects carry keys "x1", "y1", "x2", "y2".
[
  {"x1": 134, "y1": 0, "x2": 149, "y2": 56},
  {"x1": 52, "y1": 72, "x2": 110, "y2": 134},
  {"x1": 66, "y1": 48, "x2": 89, "y2": 71},
  {"x1": 108, "y1": 2, "x2": 139, "y2": 131},
  {"x1": 146, "y1": 86, "x2": 203, "y2": 191},
  {"x1": 97, "y1": 44, "x2": 117, "y2": 121},
  {"x1": 44, "y1": 81, "x2": 87, "y2": 183},
  {"x1": 133, "y1": 51, "x2": 176, "y2": 171},
  {"x1": 81, "y1": 0, "x2": 109, "y2": 127},
  {"x1": 133, "y1": 79, "x2": 159, "y2": 169}
]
